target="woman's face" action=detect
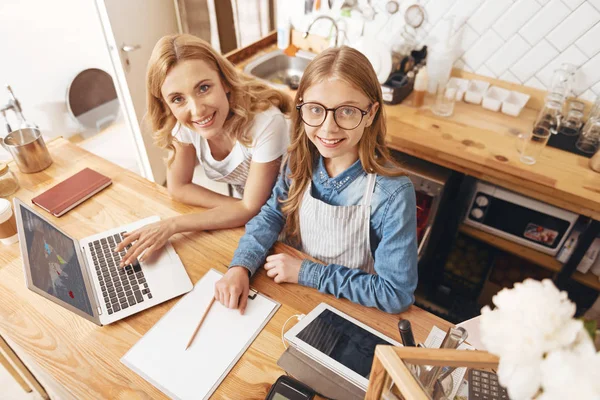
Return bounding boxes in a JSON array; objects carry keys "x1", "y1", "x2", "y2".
[
  {"x1": 161, "y1": 59, "x2": 230, "y2": 140},
  {"x1": 301, "y1": 78, "x2": 378, "y2": 165}
]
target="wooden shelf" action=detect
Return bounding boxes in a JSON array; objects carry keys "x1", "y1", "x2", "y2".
[
  {"x1": 458, "y1": 224, "x2": 563, "y2": 273},
  {"x1": 572, "y1": 271, "x2": 600, "y2": 291}
]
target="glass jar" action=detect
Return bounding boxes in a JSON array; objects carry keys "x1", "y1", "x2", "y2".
[
  {"x1": 559, "y1": 109, "x2": 584, "y2": 136},
  {"x1": 534, "y1": 100, "x2": 562, "y2": 135},
  {"x1": 0, "y1": 163, "x2": 19, "y2": 197},
  {"x1": 577, "y1": 119, "x2": 600, "y2": 154}
]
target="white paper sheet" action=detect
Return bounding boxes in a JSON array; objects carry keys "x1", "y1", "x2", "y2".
[{"x1": 121, "y1": 269, "x2": 280, "y2": 400}]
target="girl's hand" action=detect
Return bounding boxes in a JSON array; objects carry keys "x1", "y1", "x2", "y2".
[
  {"x1": 264, "y1": 254, "x2": 302, "y2": 284},
  {"x1": 115, "y1": 218, "x2": 177, "y2": 266},
  {"x1": 214, "y1": 266, "x2": 250, "y2": 314}
]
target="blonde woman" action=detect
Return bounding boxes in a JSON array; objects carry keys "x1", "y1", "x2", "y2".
[
  {"x1": 116, "y1": 34, "x2": 292, "y2": 265},
  {"x1": 216, "y1": 46, "x2": 418, "y2": 314}
]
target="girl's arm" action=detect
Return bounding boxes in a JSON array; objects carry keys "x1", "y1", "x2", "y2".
[
  {"x1": 167, "y1": 140, "x2": 238, "y2": 208},
  {"x1": 228, "y1": 168, "x2": 290, "y2": 274},
  {"x1": 214, "y1": 169, "x2": 290, "y2": 314},
  {"x1": 298, "y1": 182, "x2": 418, "y2": 314}
]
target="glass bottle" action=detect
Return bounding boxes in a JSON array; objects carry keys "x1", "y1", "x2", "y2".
[{"x1": 0, "y1": 163, "x2": 19, "y2": 197}]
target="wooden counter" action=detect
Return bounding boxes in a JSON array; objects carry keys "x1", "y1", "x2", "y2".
[
  {"x1": 0, "y1": 138, "x2": 451, "y2": 399},
  {"x1": 385, "y1": 95, "x2": 600, "y2": 220},
  {"x1": 228, "y1": 33, "x2": 600, "y2": 221}
]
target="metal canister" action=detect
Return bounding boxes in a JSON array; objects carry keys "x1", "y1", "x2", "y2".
[{"x1": 0, "y1": 128, "x2": 52, "y2": 173}]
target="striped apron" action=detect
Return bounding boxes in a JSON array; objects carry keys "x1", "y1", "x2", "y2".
[
  {"x1": 202, "y1": 146, "x2": 252, "y2": 196},
  {"x1": 299, "y1": 173, "x2": 377, "y2": 274}
]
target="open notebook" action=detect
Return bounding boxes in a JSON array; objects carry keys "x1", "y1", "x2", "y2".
[{"x1": 121, "y1": 269, "x2": 280, "y2": 400}]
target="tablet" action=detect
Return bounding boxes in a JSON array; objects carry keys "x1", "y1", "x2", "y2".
[{"x1": 284, "y1": 303, "x2": 401, "y2": 390}]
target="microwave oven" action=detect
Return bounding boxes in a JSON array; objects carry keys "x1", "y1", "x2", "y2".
[{"x1": 464, "y1": 181, "x2": 578, "y2": 256}]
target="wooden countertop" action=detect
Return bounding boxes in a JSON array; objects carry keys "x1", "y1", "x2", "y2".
[
  {"x1": 229, "y1": 33, "x2": 600, "y2": 220},
  {"x1": 385, "y1": 94, "x2": 600, "y2": 220},
  {"x1": 0, "y1": 138, "x2": 451, "y2": 399}
]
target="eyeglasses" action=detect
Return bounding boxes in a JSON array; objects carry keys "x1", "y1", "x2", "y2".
[{"x1": 296, "y1": 102, "x2": 373, "y2": 130}]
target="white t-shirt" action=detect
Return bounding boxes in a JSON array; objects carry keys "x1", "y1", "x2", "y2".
[{"x1": 172, "y1": 106, "x2": 289, "y2": 193}]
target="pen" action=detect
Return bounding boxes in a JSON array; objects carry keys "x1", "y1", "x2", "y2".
[
  {"x1": 185, "y1": 296, "x2": 216, "y2": 350},
  {"x1": 398, "y1": 319, "x2": 416, "y2": 347}
]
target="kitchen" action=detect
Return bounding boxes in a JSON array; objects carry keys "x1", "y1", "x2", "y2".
[{"x1": 1, "y1": 0, "x2": 600, "y2": 399}]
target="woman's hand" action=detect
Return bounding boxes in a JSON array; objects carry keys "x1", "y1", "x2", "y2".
[
  {"x1": 264, "y1": 254, "x2": 302, "y2": 284},
  {"x1": 115, "y1": 218, "x2": 178, "y2": 266},
  {"x1": 214, "y1": 266, "x2": 250, "y2": 314}
]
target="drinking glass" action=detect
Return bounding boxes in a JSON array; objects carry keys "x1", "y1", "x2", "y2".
[
  {"x1": 576, "y1": 119, "x2": 600, "y2": 154},
  {"x1": 559, "y1": 109, "x2": 584, "y2": 136},
  {"x1": 534, "y1": 100, "x2": 562, "y2": 135},
  {"x1": 432, "y1": 80, "x2": 457, "y2": 117},
  {"x1": 520, "y1": 125, "x2": 551, "y2": 165}
]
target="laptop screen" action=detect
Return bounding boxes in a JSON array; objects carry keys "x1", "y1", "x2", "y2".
[{"x1": 19, "y1": 205, "x2": 94, "y2": 316}]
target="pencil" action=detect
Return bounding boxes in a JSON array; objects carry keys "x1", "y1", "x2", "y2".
[{"x1": 185, "y1": 296, "x2": 216, "y2": 350}]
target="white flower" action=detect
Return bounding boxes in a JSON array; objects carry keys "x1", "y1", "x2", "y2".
[
  {"x1": 479, "y1": 279, "x2": 599, "y2": 399},
  {"x1": 496, "y1": 356, "x2": 542, "y2": 400},
  {"x1": 537, "y1": 349, "x2": 600, "y2": 400}
]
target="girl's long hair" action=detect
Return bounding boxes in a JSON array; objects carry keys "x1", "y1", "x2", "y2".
[
  {"x1": 281, "y1": 46, "x2": 403, "y2": 244},
  {"x1": 146, "y1": 34, "x2": 292, "y2": 165}
]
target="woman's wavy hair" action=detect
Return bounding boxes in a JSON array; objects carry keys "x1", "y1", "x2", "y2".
[
  {"x1": 146, "y1": 33, "x2": 293, "y2": 165},
  {"x1": 281, "y1": 46, "x2": 403, "y2": 244}
]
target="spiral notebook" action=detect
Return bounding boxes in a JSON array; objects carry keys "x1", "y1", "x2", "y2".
[{"x1": 121, "y1": 269, "x2": 280, "y2": 400}]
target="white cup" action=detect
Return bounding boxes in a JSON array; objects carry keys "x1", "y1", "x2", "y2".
[{"x1": 0, "y1": 199, "x2": 19, "y2": 245}]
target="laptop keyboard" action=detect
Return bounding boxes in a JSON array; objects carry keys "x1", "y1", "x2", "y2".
[{"x1": 87, "y1": 232, "x2": 153, "y2": 315}]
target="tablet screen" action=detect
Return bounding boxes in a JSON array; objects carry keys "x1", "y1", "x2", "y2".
[{"x1": 296, "y1": 309, "x2": 394, "y2": 379}]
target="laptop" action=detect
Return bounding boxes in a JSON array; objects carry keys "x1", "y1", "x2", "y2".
[{"x1": 13, "y1": 198, "x2": 193, "y2": 326}]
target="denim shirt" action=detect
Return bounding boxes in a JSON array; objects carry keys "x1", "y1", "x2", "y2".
[{"x1": 230, "y1": 157, "x2": 418, "y2": 314}]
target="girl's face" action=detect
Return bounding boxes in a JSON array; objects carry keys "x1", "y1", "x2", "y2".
[
  {"x1": 161, "y1": 59, "x2": 230, "y2": 140},
  {"x1": 301, "y1": 78, "x2": 378, "y2": 165}
]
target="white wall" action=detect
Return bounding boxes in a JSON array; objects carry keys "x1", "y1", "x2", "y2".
[
  {"x1": 0, "y1": 0, "x2": 113, "y2": 138},
  {"x1": 282, "y1": 0, "x2": 600, "y2": 102}
]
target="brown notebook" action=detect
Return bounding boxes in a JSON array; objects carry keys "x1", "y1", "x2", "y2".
[{"x1": 32, "y1": 168, "x2": 112, "y2": 217}]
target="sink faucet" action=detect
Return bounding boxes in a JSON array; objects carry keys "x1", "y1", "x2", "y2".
[{"x1": 303, "y1": 16, "x2": 340, "y2": 47}]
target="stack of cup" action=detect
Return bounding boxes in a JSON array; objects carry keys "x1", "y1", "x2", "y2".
[{"x1": 0, "y1": 199, "x2": 19, "y2": 245}]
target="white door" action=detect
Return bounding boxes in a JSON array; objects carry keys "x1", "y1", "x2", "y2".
[{"x1": 95, "y1": 0, "x2": 181, "y2": 184}]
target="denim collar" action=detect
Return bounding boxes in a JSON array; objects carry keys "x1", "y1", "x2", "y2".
[{"x1": 315, "y1": 156, "x2": 364, "y2": 193}]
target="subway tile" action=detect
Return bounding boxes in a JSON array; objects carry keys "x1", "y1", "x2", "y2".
[
  {"x1": 500, "y1": 70, "x2": 523, "y2": 84},
  {"x1": 535, "y1": 0, "x2": 551, "y2": 4},
  {"x1": 546, "y1": 3, "x2": 600, "y2": 51},
  {"x1": 452, "y1": 23, "x2": 480, "y2": 58},
  {"x1": 594, "y1": 82, "x2": 600, "y2": 95},
  {"x1": 575, "y1": 22, "x2": 600, "y2": 58},
  {"x1": 462, "y1": 29, "x2": 504, "y2": 70},
  {"x1": 446, "y1": 0, "x2": 485, "y2": 20},
  {"x1": 476, "y1": 64, "x2": 496, "y2": 78},
  {"x1": 534, "y1": 45, "x2": 588, "y2": 87},
  {"x1": 468, "y1": 1, "x2": 513, "y2": 34},
  {"x1": 518, "y1": 0, "x2": 570, "y2": 45},
  {"x1": 590, "y1": 0, "x2": 600, "y2": 12},
  {"x1": 576, "y1": 52, "x2": 600, "y2": 94},
  {"x1": 561, "y1": 0, "x2": 586, "y2": 10},
  {"x1": 578, "y1": 89, "x2": 598, "y2": 102},
  {"x1": 510, "y1": 40, "x2": 559, "y2": 82},
  {"x1": 455, "y1": 58, "x2": 474, "y2": 72},
  {"x1": 486, "y1": 34, "x2": 531, "y2": 76},
  {"x1": 493, "y1": 0, "x2": 541, "y2": 40},
  {"x1": 423, "y1": 0, "x2": 455, "y2": 26},
  {"x1": 525, "y1": 76, "x2": 548, "y2": 91}
]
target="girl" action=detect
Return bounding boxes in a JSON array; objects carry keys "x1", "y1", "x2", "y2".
[
  {"x1": 116, "y1": 34, "x2": 292, "y2": 264},
  {"x1": 215, "y1": 46, "x2": 418, "y2": 314}
]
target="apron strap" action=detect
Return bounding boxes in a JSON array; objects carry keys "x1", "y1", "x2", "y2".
[{"x1": 362, "y1": 173, "x2": 377, "y2": 207}]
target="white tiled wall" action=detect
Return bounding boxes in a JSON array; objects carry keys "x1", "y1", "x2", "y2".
[
  {"x1": 285, "y1": 0, "x2": 600, "y2": 101},
  {"x1": 420, "y1": 0, "x2": 600, "y2": 100}
]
